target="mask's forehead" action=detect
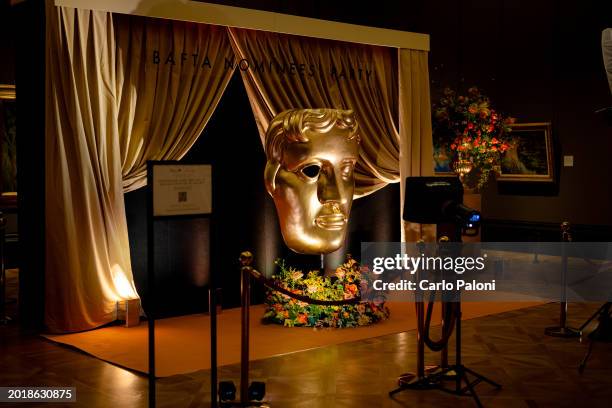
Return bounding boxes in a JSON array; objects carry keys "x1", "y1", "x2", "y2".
[{"x1": 281, "y1": 130, "x2": 359, "y2": 171}]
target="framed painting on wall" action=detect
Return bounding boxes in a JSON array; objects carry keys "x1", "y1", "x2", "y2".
[
  {"x1": 498, "y1": 122, "x2": 554, "y2": 182},
  {"x1": 433, "y1": 130, "x2": 456, "y2": 175}
]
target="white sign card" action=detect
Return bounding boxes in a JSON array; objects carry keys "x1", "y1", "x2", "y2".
[{"x1": 152, "y1": 164, "x2": 212, "y2": 217}]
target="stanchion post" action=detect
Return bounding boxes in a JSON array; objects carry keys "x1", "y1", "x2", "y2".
[
  {"x1": 545, "y1": 221, "x2": 580, "y2": 338},
  {"x1": 210, "y1": 287, "x2": 218, "y2": 408},
  {"x1": 146, "y1": 163, "x2": 156, "y2": 408},
  {"x1": 239, "y1": 252, "x2": 253, "y2": 405}
]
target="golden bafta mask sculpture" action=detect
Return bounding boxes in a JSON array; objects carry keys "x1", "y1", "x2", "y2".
[{"x1": 264, "y1": 109, "x2": 361, "y2": 254}]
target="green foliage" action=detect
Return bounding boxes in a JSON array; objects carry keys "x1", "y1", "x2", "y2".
[{"x1": 264, "y1": 257, "x2": 390, "y2": 328}]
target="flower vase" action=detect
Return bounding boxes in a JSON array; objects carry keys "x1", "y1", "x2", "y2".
[{"x1": 452, "y1": 156, "x2": 473, "y2": 188}]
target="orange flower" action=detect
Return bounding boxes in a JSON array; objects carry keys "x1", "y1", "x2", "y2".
[
  {"x1": 297, "y1": 314, "x2": 307, "y2": 324},
  {"x1": 346, "y1": 284, "x2": 358, "y2": 294}
]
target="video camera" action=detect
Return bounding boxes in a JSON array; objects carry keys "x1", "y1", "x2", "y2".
[{"x1": 403, "y1": 176, "x2": 480, "y2": 235}]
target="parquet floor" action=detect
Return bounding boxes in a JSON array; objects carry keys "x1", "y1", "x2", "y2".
[{"x1": 2, "y1": 301, "x2": 612, "y2": 407}]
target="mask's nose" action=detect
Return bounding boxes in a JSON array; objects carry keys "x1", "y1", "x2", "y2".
[{"x1": 317, "y1": 165, "x2": 342, "y2": 204}]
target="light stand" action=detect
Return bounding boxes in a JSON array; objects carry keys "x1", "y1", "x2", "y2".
[{"x1": 578, "y1": 302, "x2": 612, "y2": 373}]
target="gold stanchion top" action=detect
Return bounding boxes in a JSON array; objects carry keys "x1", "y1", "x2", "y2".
[
  {"x1": 239, "y1": 251, "x2": 253, "y2": 266},
  {"x1": 561, "y1": 221, "x2": 572, "y2": 242}
]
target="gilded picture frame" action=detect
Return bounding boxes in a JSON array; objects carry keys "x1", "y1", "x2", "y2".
[{"x1": 498, "y1": 122, "x2": 554, "y2": 182}]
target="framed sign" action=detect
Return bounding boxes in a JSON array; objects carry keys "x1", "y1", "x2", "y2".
[
  {"x1": 150, "y1": 162, "x2": 212, "y2": 217},
  {"x1": 499, "y1": 122, "x2": 554, "y2": 182}
]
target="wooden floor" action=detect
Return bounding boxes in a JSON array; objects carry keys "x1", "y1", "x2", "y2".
[{"x1": 2, "y1": 301, "x2": 612, "y2": 407}]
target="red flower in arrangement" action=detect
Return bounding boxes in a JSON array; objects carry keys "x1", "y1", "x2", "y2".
[
  {"x1": 297, "y1": 314, "x2": 308, "y2": 324},
  {"x1": 433, "y1": 86, "x2": 515, "y2": 190}
]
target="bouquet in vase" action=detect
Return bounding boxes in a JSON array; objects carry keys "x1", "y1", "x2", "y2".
[{"x1": 433, "y1": 87, "x2": 515, "y2": 191}]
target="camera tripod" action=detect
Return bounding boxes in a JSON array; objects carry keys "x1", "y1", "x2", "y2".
[
  {"x1": 578, "y1": 302, "x2": 612, "y2": 373},
  {"x1": 389, "y1": 232, "x2": 501, "y2": 408},
  {"x1": 389, "y1": 296, "x2": 501, "y2": 408}
]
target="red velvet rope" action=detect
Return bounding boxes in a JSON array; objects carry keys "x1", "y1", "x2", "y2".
[{"x1": 242, "y1": 266, "x2": 362, "y2": 306}]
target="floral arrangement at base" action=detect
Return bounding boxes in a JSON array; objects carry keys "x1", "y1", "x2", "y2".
[
  {"x1": 433, "y1": 87, "x2": 515, "y2": 191},
  {"x1": 263, "y1": 257, "x2": 390, "y2": 328}
]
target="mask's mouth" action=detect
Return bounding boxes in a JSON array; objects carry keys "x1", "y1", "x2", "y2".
[
  {"x1": 315, "y1": 214, "x2": 346, "y2": 230},
  {"x1": 315, "y1": 203, "x2": 346, "y2": 230}
]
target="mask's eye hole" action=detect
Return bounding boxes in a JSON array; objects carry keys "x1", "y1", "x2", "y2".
[{"x1": 301, "y1": 164, "x2": 321, "y2": 179}]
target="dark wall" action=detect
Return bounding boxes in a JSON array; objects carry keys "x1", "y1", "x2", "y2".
[{"x1": 432, "y1": 0, "x2": 612, "y2": 227}]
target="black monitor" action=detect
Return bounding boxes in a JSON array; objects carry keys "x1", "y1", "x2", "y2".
[{"x1": 403, "y1": 176, "x2": 480, "y2": 230}]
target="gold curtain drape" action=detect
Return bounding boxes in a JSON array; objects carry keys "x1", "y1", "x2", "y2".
[
  {"x1": 228, "y1": 28, "x2": 434, "y2": 239},
  {"x1": 228, "y1": 27, "x2": 401, "y2": 198},
  {"x1": 114, "y1": 14, "x2": 234, "y2": 192},
  {"x1": 45, "y1": 7, "x2": 233, "y2": 332}
]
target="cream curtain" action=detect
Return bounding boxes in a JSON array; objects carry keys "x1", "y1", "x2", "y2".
[
  {"x1": 398, "y1": 49, "x2": 435, "y2": 242},
  {"x1": 45, "y1": 7, "x2": 233, "y2": 332},
  {"x1": 228, "y1": 28, "x2": 434, "y2": 239}
]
